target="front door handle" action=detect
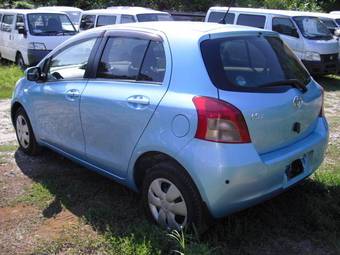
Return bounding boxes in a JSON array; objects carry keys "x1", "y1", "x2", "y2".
[
  {"x1": 127, "y1": 95, "x2": 150, "y2": 109},
  {"x1": 65, "y1": 89, "x2": 80, "y2": 101}
]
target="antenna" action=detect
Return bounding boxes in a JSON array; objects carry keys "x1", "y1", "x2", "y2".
[{"x1": 219, "y1": 0, "x2": 235, "y2": 24}]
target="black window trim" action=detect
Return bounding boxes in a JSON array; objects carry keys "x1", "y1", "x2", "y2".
[
  {"x1": 272, "y1": 16, "x2": 299, "y2": 38},
  {"x1": 91, "y1": 31, "x2": 165, "y2": 85}
]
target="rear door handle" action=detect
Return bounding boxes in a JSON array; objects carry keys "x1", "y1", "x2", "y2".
[
  {"x1": 127, "y1": 95, "x2": 150, "y2": 109},
  {"x1": 65, "y1": 89, "x2": 80, "y2": 101}
]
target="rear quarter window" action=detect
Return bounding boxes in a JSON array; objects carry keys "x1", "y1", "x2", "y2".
[{"x1": 237, "y1": 14, "x2": 266, "y2": 28}]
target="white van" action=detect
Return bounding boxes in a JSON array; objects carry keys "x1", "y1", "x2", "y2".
[
  {"x1": 206, "y1": 7, "x2": 339, "y2": 75},
  {"x1": 79, "y1": 7, "x2": 172, "y2": 31},
  {"x1": 0, "y1": 9, "x2": 77, "y2": 68},
  {"x1": 302, "y1": 12, "x2": 340, "y2": 36},
  {"x1": 38, "y1": 6, "x2": 83, "y2": 30}
]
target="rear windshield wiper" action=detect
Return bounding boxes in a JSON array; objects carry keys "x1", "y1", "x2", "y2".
[{"x1": 259, "y1": 79, "x2": 308, "y2": 93}]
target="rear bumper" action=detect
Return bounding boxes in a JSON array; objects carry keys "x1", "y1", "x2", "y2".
[
  {"x1": 27, "y1": 49, "x2": 51, "y2": 66},
  {"x1": 178, "y1": 118, "x2": 329, "y2": 218},
  {"x1": 302, "y1": 59, "x2": 339, "y2": 75}
]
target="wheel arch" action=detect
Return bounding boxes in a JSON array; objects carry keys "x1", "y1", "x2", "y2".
[{"x1": 11, "y1": 101, "x2": 24, "y2": 125}]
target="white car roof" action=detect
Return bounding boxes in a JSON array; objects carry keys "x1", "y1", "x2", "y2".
[
  {"x1": 208, "y1": 7, "x2": 327, "y2": 17},
  {"x1": 38, "y1": 6, "x2": 83, "y2": 12},
  {"x1": 1, "y1": 9, "x2": 68, "y2": 15},
  {"x1": 82, "y1": 7, "x2": 169, "y2": 16}
]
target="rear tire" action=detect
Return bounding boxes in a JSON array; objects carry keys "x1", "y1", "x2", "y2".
[
  {"x1": 14, "y1": 107, "x2": 40, "y2": 155},
  {"x1": 16, "y1": 53, "x2": 26, "y2": 70},
  {"x1": 142, "y1": 160, "x2": 205, "y2": 231}
]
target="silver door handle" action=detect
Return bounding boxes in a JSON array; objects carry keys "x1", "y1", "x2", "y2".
[{"x1": 127, "y1": 95, "x2": 150, "y2": 105}]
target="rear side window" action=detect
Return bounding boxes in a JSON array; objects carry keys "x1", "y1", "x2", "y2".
[
  {"x1": 272, "y1": 17, "x2": 299, "y2": 37},
  {"x1": 80, "y1": 15, "x2": 95, "y2": 30},
  {"x1": 121, "y1": 15, "x2": 135, "y2": 24},
  {"x1": 139, "y1": 41, "x2": 166, "y2": 83},
  {"x1": 207, "y1": 12, "x2": 235, "y2": 24},
  {"x1": 1, "y1": 15, "x2": 14, "y2": 32},
  {"x1": 97, "y1": 37, "x2": 166, "y2": 83},
  {"x1": 237, "y1": 14, "x2": 266, "y2": 28},
  {"x1": 97, "y1": 15, "x2": 117, "y2": 27},
  {"x1": 200, "y1": 35, "x2": 310, "y2": 92}
]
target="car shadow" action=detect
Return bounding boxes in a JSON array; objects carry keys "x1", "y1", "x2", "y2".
[{"x1": 14, "y1": 148, "x2": 340, "y2": 254}]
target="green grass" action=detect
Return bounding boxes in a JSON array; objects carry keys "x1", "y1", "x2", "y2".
[
  {"x1": 0, "y1": 144, "x2": 18, "y2": 152},
  {"x1": 16, "y1": 182, "x2": 55, "y2": 209},
  {"x1": 0, "y1": 63, "x2": 23, "y2": 99}
]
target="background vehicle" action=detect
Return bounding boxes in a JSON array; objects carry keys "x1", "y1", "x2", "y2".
[
  {"x1": 11, "y1": 22, "x2": 328, "y2": 230},
  {"x1": 79, "y1": 7, "x2": 172, "y2": 31},
  {"x1": 166, "y1": 11, "x2": 206, "y2": 21},
  {"x1": 206, "y1": 7, "x2": 339, "y2": 75},
  {"x1": 38, "y1": 6, "x2": 83, "y2": 30},
  {"x1": 0, "y1": 9, "x2": 77, "y2": 68}
]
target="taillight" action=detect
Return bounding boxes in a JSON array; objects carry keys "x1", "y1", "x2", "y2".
[
  {"x1": 319, "y1": 88, "x2": 324, "y2": 117},
  {"x1": 192, "y1": 96, "x2": 251, "y2": 143}
]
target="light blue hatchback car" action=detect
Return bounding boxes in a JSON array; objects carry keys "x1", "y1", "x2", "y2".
[{"x1": 11, "y1": 22, "x2": 329, "y2": 230}]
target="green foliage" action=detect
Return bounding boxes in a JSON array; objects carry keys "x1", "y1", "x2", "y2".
[
  {"x1": 0, "y1": 64, "x2": 23, "y2": 99},
  {"x1": 14, "y1": 1, "x2": 34, "y2": 9}
]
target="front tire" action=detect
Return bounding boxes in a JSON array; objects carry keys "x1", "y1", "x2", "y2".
[
  {"x1": 16, "y1": 53, "x2": 26, "y2": 70},
  {"x1": 14, "y1": 108, "x2": 40, "y2": 155},
  {"x1": 142, "y1": 161, "x2": 204, "y2": 231}
]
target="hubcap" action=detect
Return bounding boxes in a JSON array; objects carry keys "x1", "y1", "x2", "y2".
[
  {"x1": 16, "y1": 115, "x2": 30, "y2": 149},
  {"x1": 148, "y1": 178, "x2": 188, "y2": 230}
]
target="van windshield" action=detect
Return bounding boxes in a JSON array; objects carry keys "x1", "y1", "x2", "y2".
[
  {"x1": 293, "y1": 16, "x2": 333, "y2": 40},
  {"x1": 27, "y1": 13, "x2": 76, "y2": 36},
  {"x1": 136, "y1": 13, "x2": 173, "y2": 22},
  {"x1": 201, "y1": 35, "x2": 310, "y2": 92},
  {"x1": 65, "y1": 11, "x2": 81, "y2": 25}
]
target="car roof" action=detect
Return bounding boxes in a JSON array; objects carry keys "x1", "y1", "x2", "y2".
[
  {"x1": 208, "y1": 7, "x2": 326, "y2": 17},
  {"x1": 82, "y1": 7, "x2": 168, "y2": 16},
  {"x1": 38, "y1": 6, "x2": 83, "y2": 12},
  {"x1": 1, "y1": 9, "x2": 67, "y2": 15},
  {"x1": 82, "y1": 21, "x2": 267, "y2": 40}
]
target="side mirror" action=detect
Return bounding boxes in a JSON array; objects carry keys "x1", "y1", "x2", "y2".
[
  {"x1": 25, "y1": 67, "x2": 41, "y2": 82},
  {"x1": 335, "y1": 28, "x2": 340, "y2": 37},
  {"x1": 17, "y1": 26, "x2": 26, "y2": 35}
]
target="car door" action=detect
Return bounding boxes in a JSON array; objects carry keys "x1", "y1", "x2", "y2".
[
  {"x1": 272, "y1": 16, "x2": 304, "y2": 59},
  {"x1": 80, "y1": 31, "x2": 170, "y2": 177},
  {"x1": 1, "y1": 14, "x2": 15, "y2": 61},
  {"x1": 12, "y1": 14, "x2": 26, "y2": 63},
  {"x1": 28, "y1": 37, "x2": 98, "y2": 157}
]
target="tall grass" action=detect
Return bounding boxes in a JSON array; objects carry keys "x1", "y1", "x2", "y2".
[{"x1": 0, "y1": 63, "x2": 23, "y2": 99}]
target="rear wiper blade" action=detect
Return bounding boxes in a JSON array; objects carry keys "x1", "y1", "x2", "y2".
[{"x1": 259, "y1": 79, "x2": 307, "y2": 93}]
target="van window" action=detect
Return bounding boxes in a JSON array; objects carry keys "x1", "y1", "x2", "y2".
[
  {"x1": 136, "y1": 14, "x2": 173, "y2": 22},
  {"x1": 121, "y1": 15, "x2": 135, "y2": 24},
  {"x1": 200, "y1": 36, "x2": 310, "y2": 92},
  {"x1": 27, "y1": 13, "x2": 76, "y2": 35},
  {"x1": 138, "y1": 41, "x2": 166, "y2": 83},
  {"x1": 15, "y1": 14, "x2": 25, "y2": 30},
  {"x1": 80, "y1": 15, "x2": 95, "y2": 30},
  {"x1": 47, "y1": 38, "x2": 96, "y2": 80},
  {"x1": 272, "y1": 17, "x2": 299, "y2": 37},
  {"x1": 97, "y1": 37, "x2": 149, "y2": 80},
  {"x1": 336, "y1": 19, "x2": 340, "y2": 26},
  {"x1": 1, "y1": 15, "x2": 14, "y2": 32},
  {"x1": 237, "y1": 14, "x2": 266, "y2": 29},
  {"x1": 293, "y1": 16, "x2": 333, "y2": 40},
  {"x1": 207, "y1": 12, "x2": 235, "y2": 24},
  {"x1": 97, "y1": 15, "x2": 117, "y2": 27}
]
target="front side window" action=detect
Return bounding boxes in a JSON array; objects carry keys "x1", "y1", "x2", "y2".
[
  {"x1": 97, "y1": 37, "x2": 166, "y2": 83},
  {"x1": 293, "y1": 16, "x2": 333, "y2": 40},
  {"x1": 336, "y1": 19, "x2": 340, "y2": 26},
  {"x1": 272, "y1": 17, "x2": 299, "y2": 37},
  {"x1": 237, "y1": 14, "x2": 266, "y2": 29},
  {"x1": 201, "y1": 35, "x2": 310, "y2": 91},
  {"x1": 79, "y1": 15, "x2": 95, "y2": 30},
  {"x1": 136, "y1": 13, "x2": 173, "y2": 22},
  {"x1": 97, "y1": 15, "x2": 117, "y2": 27},
  {"x1": 121, "y1": 15, "x2": 135, "y2": 24},
  {"x1": 1, "y1": 15, "x2": 14, "y2": 32},
  {"x1": 27, "y1": 13, "x2": 76, "y2": 36},
  {"x1": 207, "y1": 12, "x2": 235, "y2": 24},
  {"x1": 47, "y1": 38, "x2": 96, "y2": 81},
  {"x1": 15, "y1": 14, "x2": 25, "y2": 30}
]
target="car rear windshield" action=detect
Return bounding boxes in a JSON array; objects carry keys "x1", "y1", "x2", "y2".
[
  {"x1": 136, "y1": 13, "x2": 173, "y2": 22},
  {"x1": 201, "y1": 35, "x2": 310, "y2": 92}
]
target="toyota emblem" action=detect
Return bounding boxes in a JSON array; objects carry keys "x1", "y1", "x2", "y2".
[{"x1": 293, "y1": 96, "x2": 303, "y2": 109}]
